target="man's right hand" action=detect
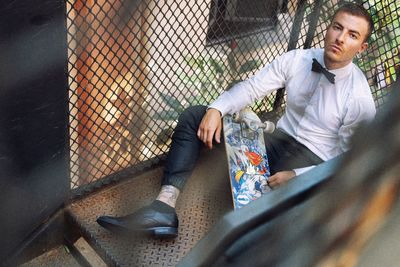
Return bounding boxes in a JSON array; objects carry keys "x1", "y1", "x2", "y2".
[{"x1": 197, "y1": 108, "x2": 222, "y2": 149}]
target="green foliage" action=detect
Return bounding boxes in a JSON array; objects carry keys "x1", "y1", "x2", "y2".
[
  {"x1": 355, "y1": 0, "x2": 400, "y2": 84},
  {"x1": 159, "y1": 92, "x2": 186, "y2": 114},
  {"x1": 154, "y1": 44, "x2": 262, "y2": 123}
]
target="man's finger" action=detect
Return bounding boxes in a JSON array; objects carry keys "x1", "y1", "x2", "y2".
[
  {"x1": 215, "y1": 124, "x2": 221, "y2": 143},
  {"x1": 206, "y1": 129, "x2": 214, "y2": 149},
  {"x1": 198, "y1": 128, "x2": 205, "y2": 143},
  {"x1": 202, "y1": 130, "x2": 208, "y2": 146},
  {"x1": 268, "y1": 174, "x2": 276, "y2": 182},
  {"x1": 267, "y1": 174, "x2": 278, "y2": 188},
  {"x1": 268, "y1": 181, "x2": 277, "y2": 189}
]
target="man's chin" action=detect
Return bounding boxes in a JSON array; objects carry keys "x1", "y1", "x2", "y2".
[
  {"x1": 325, "y1": 48, "x2": 344, "y2": 59},
  {"x1": 324, "y1": 53, "x2": 349, "y2": 69},
  {"x1": 324, "y1": 48, "x2": 340, "y2": 58}
]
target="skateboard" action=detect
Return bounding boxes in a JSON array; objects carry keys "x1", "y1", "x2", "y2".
[{"x1": 223, "y1": 107, "x2": 275, "y2": 209}]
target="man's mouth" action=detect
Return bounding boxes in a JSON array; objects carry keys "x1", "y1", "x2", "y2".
[{"x1": 330, "y1": 44, "x2": 342, "y2": 53}]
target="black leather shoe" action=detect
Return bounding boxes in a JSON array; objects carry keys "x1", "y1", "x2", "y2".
[{"x1": 96, "y1": 205, "x2": 179, "y2": 239}]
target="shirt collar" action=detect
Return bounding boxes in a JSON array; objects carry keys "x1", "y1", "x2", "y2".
[{"x1": 318, "y1": 49, "x2": 354, "y2": 81}]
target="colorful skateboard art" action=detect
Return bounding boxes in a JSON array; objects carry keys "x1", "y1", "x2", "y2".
[{"x1": 223, "y1": 108, "x2": 274, "y2": 209}]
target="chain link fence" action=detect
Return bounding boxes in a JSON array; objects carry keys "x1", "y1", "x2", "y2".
[{"x1": 66, "y1": 0, "x2": 399, "y2": 193}]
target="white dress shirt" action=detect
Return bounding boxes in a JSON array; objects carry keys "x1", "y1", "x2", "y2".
[{"x1": 209, "y1": 48, "x2": 376, "y2": 175}]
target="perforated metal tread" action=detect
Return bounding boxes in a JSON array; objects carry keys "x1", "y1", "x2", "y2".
[{"x1": 67, "y1": 147, "x2": 232, "y2": 266}]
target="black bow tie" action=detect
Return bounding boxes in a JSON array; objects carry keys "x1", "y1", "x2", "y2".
[{"x1": 311, "y1": 58, "x2": 335, "y2": 84}]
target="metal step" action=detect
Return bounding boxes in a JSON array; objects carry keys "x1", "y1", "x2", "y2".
[
  {"x1": 66, "y1": 147, "x2": 232, "y2": 266},
  {"x1": 19, "y1": 245, "x2": 80, "y2": 267}
]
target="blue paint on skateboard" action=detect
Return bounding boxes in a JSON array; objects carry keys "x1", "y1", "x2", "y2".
[{"x1": 223, "y1": 110, "x2": 272, "y2": 209}]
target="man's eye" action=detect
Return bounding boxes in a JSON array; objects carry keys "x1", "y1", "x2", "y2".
[{"x1": 350, "y1": 33, "x2": 358, "y2": 39}]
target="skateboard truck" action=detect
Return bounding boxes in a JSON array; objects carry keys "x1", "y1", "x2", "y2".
[{"x1": 232, "y1": 109, "x2": 275, "y2": 133}]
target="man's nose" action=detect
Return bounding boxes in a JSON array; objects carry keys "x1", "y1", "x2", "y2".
[{"x1": 336, "y1": 32, "x2": 345, "y2": 43}]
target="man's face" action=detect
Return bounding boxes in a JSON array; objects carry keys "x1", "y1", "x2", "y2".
[{"x1": 324, "y1": 11, "x2": 369, "y2": 69}]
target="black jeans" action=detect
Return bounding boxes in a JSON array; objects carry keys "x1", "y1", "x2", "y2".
[{"x1": 161, "y1": 105, "x2": 323, "y2": 190}]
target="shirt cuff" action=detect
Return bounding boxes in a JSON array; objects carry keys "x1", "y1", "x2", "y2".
[
  {"x1": 293, "y1": 165, "x2": 316, "y2": 176},
  {"x1": 208, "y1": 95, "x2": 233, "y2": 117}
]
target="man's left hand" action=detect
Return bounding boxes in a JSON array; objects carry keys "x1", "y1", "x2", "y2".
[{"x1": 268, "y1": 170, "x2": 296, "y2": 189}]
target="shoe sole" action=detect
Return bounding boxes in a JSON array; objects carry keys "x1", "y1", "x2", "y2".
[
  {"x1": 97, "y1": 218, "x2": 178, "y2": 239},
  {"x1": 151, "y1": 227, "x2": 178, "y2": 239}
]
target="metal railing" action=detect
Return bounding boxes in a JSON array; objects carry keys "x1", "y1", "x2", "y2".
[{"x1": 66, "y1": 0, "x2": 399, "y2": 193}]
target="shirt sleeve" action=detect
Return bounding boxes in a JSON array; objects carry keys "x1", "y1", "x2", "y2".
[
  {"x1": 293, "y1": 165, "x2": 316, "y2": 176},
  {"x1": 209, "y1": 50, "x2": 296, "y2": 116},
  {"x1": 338, "y1": 95, "x2": 376, "y2": 152}
]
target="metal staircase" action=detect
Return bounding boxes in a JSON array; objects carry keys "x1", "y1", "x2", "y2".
[{"x1": 65, "y1": 147, "x2": 232, "y2": 266}]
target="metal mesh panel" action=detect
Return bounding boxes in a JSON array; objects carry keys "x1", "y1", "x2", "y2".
[
  {"x1": 66, "y1": 0, "x2": 297, "y2": 190},
  {"x1": 66, "y1": 0, "x2": 399, "y2": 191},
  {"x1": 299, "y1": 0, "x2": 400, "y2": 107}
]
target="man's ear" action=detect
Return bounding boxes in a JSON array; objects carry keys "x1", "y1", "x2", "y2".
[{"x1": 359, "y1": 42, "x2": 368, "y2": 54}]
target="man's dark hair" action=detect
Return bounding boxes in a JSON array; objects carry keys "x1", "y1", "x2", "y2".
[{"x1": 332, "y1": 2, "x2": 374, "y2": 42}]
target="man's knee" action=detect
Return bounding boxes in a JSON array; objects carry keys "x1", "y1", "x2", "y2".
[{"x1": 177, "y1": 105, "x2": 207, "y2": 128}]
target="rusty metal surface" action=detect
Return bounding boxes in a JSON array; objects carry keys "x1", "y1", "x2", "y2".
[{"x1": 67, "y1": 146, "x2": 232, "y2": 266}]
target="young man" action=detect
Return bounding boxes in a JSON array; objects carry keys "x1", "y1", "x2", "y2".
[{"x1": 97, "y1": 2, "x2": 376, "y2": 239}]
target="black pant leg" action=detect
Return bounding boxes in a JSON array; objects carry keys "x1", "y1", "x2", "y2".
[
  {"x1": 161, "y1": 105, "x2": 207, "y2": 190},
  {"x1": 264, "y1": 129, "x2": 323, "y2": 174}
]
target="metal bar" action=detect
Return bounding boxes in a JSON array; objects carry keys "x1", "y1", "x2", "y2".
[
  {"x1": 303, "y1": 0, "x2": 324, "y2": 49},
  {"x1": 273, "y1": 0, "x2": 308, "y2": 113},
  {"x1": 70, "y1": 155, "x2": 165, "y2": 200},
  {"x1": 287, "y1": 0, "x2": 308, "y2": 51},
  {"x1": 64, "y1": 238, "x2": 93, "y2": 267},
  {"x1": 0, "y1": 0, "x2": 69, "y2": 261}
]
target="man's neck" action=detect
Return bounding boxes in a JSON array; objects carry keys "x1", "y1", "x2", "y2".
[{"x1": 323, "y1": 55, "x2": 352, "y2": 70}]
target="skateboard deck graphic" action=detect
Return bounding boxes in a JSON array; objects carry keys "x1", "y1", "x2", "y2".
[{"x1": 223, "y1": 108, "x2": 273, "y2": 209}]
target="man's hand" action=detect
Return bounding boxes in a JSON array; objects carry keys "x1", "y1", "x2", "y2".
[
  {"x1": 268, "y1": 170, "x2": 296, "y2": 189},
  {"x1": 197, "y1": 108, "x2": 222, "y2": 149}
]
